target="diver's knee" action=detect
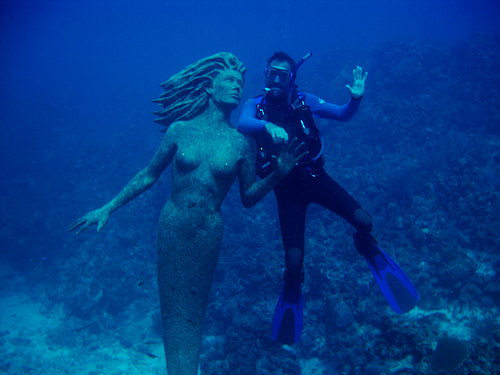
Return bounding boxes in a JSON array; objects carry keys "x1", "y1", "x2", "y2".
[{"x1": 353, "y1": 208, "x2": 373, "y2": 233}]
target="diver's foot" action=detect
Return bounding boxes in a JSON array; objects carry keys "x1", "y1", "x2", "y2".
[
  {"x1": 286, "y1": 247, "x2": 302, "y2": 273},
  {"x1": 353, "y1": 231, "x2": 378, "y2": 256},
  {"x1": 273, "y1": 249, "x2": 305, "y2": 344}
]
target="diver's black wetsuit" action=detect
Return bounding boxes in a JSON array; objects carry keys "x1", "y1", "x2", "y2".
[
  {"x1": 274, "y1": 165, "x2": 371, "y2": 265},
  {"x1": 238, "y1": 92, "x2": 374, "y2": 268}
]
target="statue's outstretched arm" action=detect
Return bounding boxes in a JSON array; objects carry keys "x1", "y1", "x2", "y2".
[{"x1": 69, "y1": 125, "x2": 178, "y2": 235}]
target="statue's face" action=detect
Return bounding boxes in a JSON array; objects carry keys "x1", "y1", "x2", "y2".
[{"x1": 209, "y1": 70, "x2": 244, "y2": 109}]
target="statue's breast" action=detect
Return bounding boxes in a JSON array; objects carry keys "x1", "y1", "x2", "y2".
[{"x1": 174, "y1": 144, "x2": 201, "y2": 173}]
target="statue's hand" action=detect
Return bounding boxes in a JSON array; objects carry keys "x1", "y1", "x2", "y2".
[
  {"x1": 346, "y1": 66, "x2": 368, "y2": 99},
  {"x1": 69, "y1": 206, "x2": 111, "y2": 235},
  {"x1": 272, "y1": 138, "x2": 308, "y2": 178}
]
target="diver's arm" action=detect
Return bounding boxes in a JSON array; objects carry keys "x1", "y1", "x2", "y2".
[
  {"x1": 69, "y1": 124, "x2": 178, "y2": 235},
  {"x1": 307, "y1": 66, "x2": 367, "y2": 121},
  {"x1": 237, "y1": 98, "x2": 289, "y2": 143},
  {"x1": 306, "y1": 93, "x2": 361, "y2": 121},
  {"x1": 237, "y1": 98, "x2": 268, "y2": 134},
  {"x1": 238, "y1": 137, "x2": 306, "y2": 208}
]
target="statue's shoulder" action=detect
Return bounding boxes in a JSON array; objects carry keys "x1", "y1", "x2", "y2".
[
  {"x1": 166, "y1": 120, "x2": 194, "y2": 136},
  {"x1": 232, "y1": 130, "x2": 256, "y2": 154},
  {"x1": 228, "y1": 125, "x2": 248, "y2": 141}
]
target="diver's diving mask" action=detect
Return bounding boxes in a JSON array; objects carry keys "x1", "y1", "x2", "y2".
[
  {"x1": 264, "y1": 67, "x2": 293, "y2": 98},
  {"x1": 264, "y1": 67, "x2": 293, "y2": 83}
]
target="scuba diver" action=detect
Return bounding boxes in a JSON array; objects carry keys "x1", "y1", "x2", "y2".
[{"x1": 237, "y1": 51, "x2": 419, "y2": 345}]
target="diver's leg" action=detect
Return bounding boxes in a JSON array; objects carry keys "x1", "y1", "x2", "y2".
[
  {"x1": 310, "y1": 169, "x2": 376, "y2": 253},
  {"x1": 274, "y1": 172, "x2": 308, "y2": 267},
  {"x1": 272, "y1": 175, "x2": 307, "y2": 344},
  {"x1": 156, "y1": 206, "x2": 223, "y2": 375}
]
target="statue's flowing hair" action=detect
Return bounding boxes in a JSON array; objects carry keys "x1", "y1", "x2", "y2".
[{"x1": 153, "y1": 52, "x2": 246, "y2": 129}]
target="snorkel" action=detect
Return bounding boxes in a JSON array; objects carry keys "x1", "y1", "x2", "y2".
[
  {"x1": 286, "y1": 52, "x2": 312, "y2": 107},
  {"x1": 288, "y1": 52, "x2": 325, "y2": 164}
]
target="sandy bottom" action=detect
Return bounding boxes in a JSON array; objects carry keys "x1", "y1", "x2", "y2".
[{"x1": 0, "y1": 293, "x2": 167, "y2": 375}]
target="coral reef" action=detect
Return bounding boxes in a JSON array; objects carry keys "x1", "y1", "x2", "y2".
[{"x1": 1, "y1": 33, "x2": 499, "y2": 374}]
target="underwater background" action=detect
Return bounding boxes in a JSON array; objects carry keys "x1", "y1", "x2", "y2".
[{"x1": 1, "y1": 0, "x2": 499, "y2": 374}]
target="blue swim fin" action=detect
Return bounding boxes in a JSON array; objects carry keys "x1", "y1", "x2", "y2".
[
  {"x1": 272, "y1": 270, "x2": 303, "y2": 345},
  {"x1": 364, "y1": 245, "x2": 419, "y2": 313}
]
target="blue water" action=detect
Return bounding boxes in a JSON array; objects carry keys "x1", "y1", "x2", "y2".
[{"x1": 1, "y1": 1, "x2": 499, "y2": 374}]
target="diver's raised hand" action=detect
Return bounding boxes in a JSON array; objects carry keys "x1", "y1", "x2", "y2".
[
  {"x1": 272, "y1": 138, "x2": 308, "y2": 178},
  {"x1": 346, "y1": 66, "x2": 367, "y2": 99},
  {"x1": 69, "y1": 206, "x2": 111, "y2": 235}
]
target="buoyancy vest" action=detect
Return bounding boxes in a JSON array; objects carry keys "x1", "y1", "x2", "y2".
[{"x1": 254, "y1": 90, "x2": 324, "y2": 178}]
